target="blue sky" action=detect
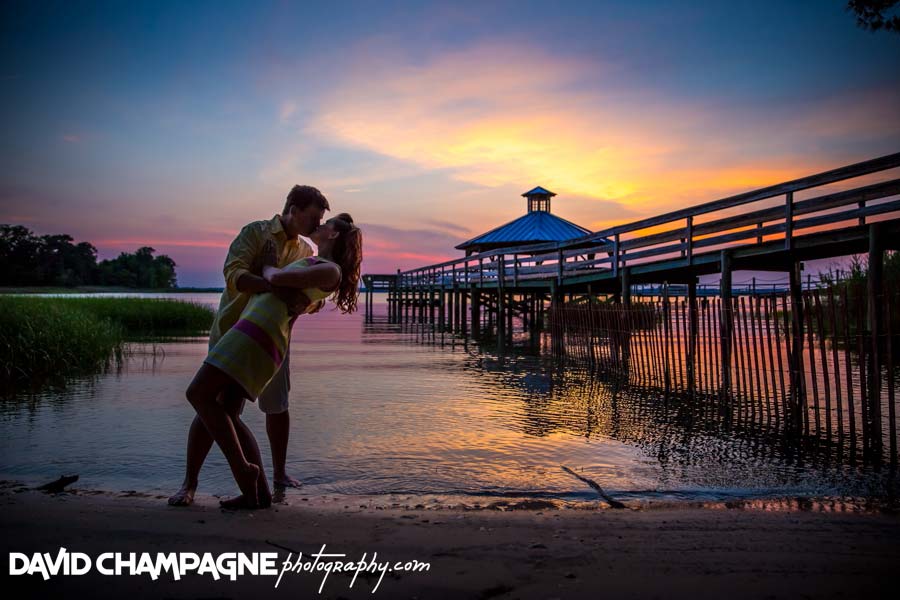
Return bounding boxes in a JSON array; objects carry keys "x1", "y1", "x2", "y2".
[{"x1": 2, "y1": 1, "x2": 898, "y2": 286}]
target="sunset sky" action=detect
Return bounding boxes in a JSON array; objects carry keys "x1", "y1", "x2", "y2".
[{"x1": 2, "y1": 1, "x2": 899, "y2": 286}]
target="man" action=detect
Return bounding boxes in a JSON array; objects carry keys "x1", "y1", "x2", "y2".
[{"x1": 168, "y1": 185, "x2": 329, "y2": 506}]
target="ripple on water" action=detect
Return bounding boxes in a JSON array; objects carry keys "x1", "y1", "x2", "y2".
[{"x1": 1, "y1": 294, "x2": 898, "y2": 509}]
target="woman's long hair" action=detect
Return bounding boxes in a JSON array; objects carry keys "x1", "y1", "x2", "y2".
[{"x1": 327, "y1": 213, "x2": 362, "y2": 314}]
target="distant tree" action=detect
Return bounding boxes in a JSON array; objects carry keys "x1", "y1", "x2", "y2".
[
  {"x1": 848, "y1": 0, "x2": 900, "y2": 32},
  {"x1": 1, "y1": 224, "x2": 177, "y2": 288},
  {"x1": 0, "y1": 225, "x2": 43, "y2": 285},
  {"x1": 39, "y1": 234, "x2": 99, "y2": 286},
  {"x1": 97, "y1": 246, "x2": 178, "y2": 289},
  {"x1": 152, "y1": 253, "x2": 178, "y2": 288}
]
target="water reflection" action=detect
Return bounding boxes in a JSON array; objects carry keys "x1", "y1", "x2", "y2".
[
  {"x1": 0, "y1": 293, "x2": 896, "y2": 508},
  {"x1": 377, "y1": 305, "x2": 900, "y2": 504}
]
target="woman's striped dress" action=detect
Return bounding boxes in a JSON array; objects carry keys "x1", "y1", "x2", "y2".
[{"x1": 204, "y1": 256, "x2": 336, "y2": 399}]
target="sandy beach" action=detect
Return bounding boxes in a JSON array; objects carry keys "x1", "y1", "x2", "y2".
[{"x1": 2, "y1": 483, "x2": 898, "y2": 599}]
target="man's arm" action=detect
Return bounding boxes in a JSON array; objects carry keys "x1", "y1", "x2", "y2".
[
  {"x1": 223, "y1": 224, "x2": 265, "y2": 293},
  {"x1": 236, "y1": 272, "x2": 273, "y2": 294},
  {"x1": 262, "y1": 263, "x2": 341, "y2": 290}
]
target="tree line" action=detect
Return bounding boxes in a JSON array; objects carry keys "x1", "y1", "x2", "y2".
[{"x1": 0, "y1": 224, "x2": 178, "y2": 288}]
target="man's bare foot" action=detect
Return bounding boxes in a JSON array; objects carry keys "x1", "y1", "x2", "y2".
[
  {"x1": 167, "y1": 485, "x2": 196, "y2": 507},
  {"x1": 274, "y1": 474, "x2": 303, "y2": 488}
]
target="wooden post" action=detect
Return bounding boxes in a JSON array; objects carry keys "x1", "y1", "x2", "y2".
[
  {"x1": 454, "y1": 287, "x2": 460, "y2": 332},
  {"x1": 387, "y1": 279, "x2": 393, "y2": 322},
  {"x1": 471, "y1": 285, "x2": 481, "y2": 338},
  {"x1": 868, "y1": 223, "x2": 884, "y2": 455},
  {"x1": 497, "y1": 255, "x2": 506, "y2": 339},
  {"x1": 446, "y1": 286, "x2": 453, "y2": 331},
  {"x1": 413, "y1": 279, "x2": 419, "y2": 324},
  {"x1": 557, "y1": 249, "x2": 564, "y2": 286},
  {"x1": 720, "y1": 250, "x2": 733, "y2": 395},
  {"x1": 789, "y1": 261, "x2": 806, "y2": 434},
  {"x1": 412, "y1": 273, "x2": 418, "y2": 323},
  {"x1": 428, "y1": 273, "x2": 437, "y2": 325},
  {"x1": 613, "y1": 233, "x2": 620, "y2": 278},
  {"x1": 364, "y1": 281, "x2": 370, "y2": 322},
  {"x1": 663, "y1": 283, "x2": 672, "y2": 392},
  {"x1": 513, "y1": 254, "x2": 519, "y2": 287},
  {"x1": 785, "y1": 191, "x2": 794, "y2": 251},
  {"x1": 461, "y1": 288, "x2": 468, "y2": 337},
  {"x1": 620, "y1": 269, "x2": 632, "y2": 367},
  {"x1": 688, "y1": 279, "x2": 698, "y2": 391},
  {"x1": 395, "y1": 269, "x2": 402, "y2": 322},
  {"x1": 538, "y1": 291, "x2": 545, "y2": 330},
  {"x1": 686, "y1": 216, "x2": 693, "y2": 265},
  {"x1": 550, "y1": 278, "x2": 564, "y2": 356}
]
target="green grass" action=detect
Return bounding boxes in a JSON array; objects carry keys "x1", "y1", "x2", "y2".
[
  {"x1": 0, "y1": 297, "x2": 214, "y2": 394},
  {"x1": 58, "y1": 297, "x2": 214, "y2": 337}
]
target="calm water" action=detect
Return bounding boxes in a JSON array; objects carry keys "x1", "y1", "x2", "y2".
[{"x1": 1, "y1": 293, "x2": 897, "y2": 506}]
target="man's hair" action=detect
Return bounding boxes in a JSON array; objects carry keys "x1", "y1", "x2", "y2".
[{"x1": 284, "y1": 185, "x2": 330, "y2": 213}]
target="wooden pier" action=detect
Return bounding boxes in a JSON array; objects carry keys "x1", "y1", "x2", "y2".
[{"x1": 363, "y1": 152, "x2": 900, "y2": 462}]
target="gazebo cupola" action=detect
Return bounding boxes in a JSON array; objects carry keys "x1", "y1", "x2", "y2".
[
  {"x1": 454, "y1": 185, "x2": 596, "y2": 256},
  {"x1": 524, "y1": 186, "x2": 555, "y2": 213}
]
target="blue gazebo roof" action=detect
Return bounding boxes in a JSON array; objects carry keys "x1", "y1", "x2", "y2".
[
  {"x1": 455, "y1": 211, "x2": 592, "y2": 251},
  {"x1": 522, "y1": 186, "x2": 556, "y2": 197}
]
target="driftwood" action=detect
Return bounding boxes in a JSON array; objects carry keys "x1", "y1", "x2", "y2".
[
  {"x1": 560, "y1": 465, "x2": 625, "y2": 509},
  {"x1": 36, "y1": 474, "x2": 79, "y2": 493},
  {"x1": 266, "y1": 540, "x2": 301, "y2": 554}
]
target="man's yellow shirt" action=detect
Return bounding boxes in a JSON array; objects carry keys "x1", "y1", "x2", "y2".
[{"x1": 208, "y1": 214, "x2": 312, "y2": 349}]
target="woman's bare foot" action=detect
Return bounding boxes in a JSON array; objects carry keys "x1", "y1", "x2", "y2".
[
  {"x1": 235, "y1": 463, "x2": 260, "y2": 507},
  {"x1": 221, "y1": 470, "x2": 271, "y2": 509},
  {"x1": 258, "y1": 473, "x2": 272, "y2": 507},
  {"x1": 219, "y1": 494, "x2": 256, "y2": 510},
  {"x1": 167, "y1": 484, "x2": 196, "y2": 507}
]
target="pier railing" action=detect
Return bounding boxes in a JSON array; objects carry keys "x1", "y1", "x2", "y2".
[
  {"x1": 395, "y1": 152, "x2": 900, "y2": 290},
  {"x1": 372, "y1": 153, "x2": 900, "y2": 464}
]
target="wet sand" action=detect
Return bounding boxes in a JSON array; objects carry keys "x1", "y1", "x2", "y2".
[{"x1": 2, "y1": 484, "x2": 897, "y2": 599}]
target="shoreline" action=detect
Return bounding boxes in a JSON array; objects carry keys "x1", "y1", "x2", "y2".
[
  {"x1": 3, "y1": 482, "x2": 898, "y2": 599},
  {"x1": 0, "y1": 286, "x2": 384, "y2": 295},
  {"x1": 0, "y1": 286, "x2": 224, "y2": 294},
  {"x1": 4, "y1": 477, "x2": 897, "y2": 515}
]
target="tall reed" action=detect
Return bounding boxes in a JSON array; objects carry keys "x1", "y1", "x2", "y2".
[{"x1": 0, "y1": 296, "x2": 214, "y2": 393}]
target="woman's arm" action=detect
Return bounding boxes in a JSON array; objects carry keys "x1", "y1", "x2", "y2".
[{"x1": 263, "y1": 262, "x2": 341, "y2": 290}]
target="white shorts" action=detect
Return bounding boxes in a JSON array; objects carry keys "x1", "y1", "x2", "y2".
[{"x1": 258, "y1": 348, "x2": 290, "y2": 415}]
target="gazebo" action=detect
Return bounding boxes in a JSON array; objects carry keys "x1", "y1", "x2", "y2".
[{"x1": 455, "y1": 187, "x2": 594, "y2": 256}]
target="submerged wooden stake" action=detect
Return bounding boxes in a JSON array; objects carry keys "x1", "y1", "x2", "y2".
[{"x1": 560, "y1": 465, "x2": 625, "y2": 509}]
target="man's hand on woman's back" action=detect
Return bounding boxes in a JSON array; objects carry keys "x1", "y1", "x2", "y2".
[{"x1": 272, "y1": 286, "x2": 312, "y2": 316}]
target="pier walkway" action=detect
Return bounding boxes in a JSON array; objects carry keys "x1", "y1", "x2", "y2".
[{"x1": 363, "y1": 153, "x2": 900, "y2": 463}]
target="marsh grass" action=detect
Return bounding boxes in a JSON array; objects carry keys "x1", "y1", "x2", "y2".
[
  {"x1": 61, "y1": 297, "x2": 214, "y2": 337},
  {"x1": 0, "y1": 296, "x2": 214, "y2": 394}
]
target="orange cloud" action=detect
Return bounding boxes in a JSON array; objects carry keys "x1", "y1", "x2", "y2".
[{"x1": 294, "y1": 39, "x2": 899, "y2": 230}]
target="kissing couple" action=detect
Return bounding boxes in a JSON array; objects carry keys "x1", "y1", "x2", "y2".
[{"x1": 169, "y1": 185, "x2": 363, "y2": 509}]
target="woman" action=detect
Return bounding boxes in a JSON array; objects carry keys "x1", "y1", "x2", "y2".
[{"x1": 185, "y1": 213, "x2": 362, "y2": 509}]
